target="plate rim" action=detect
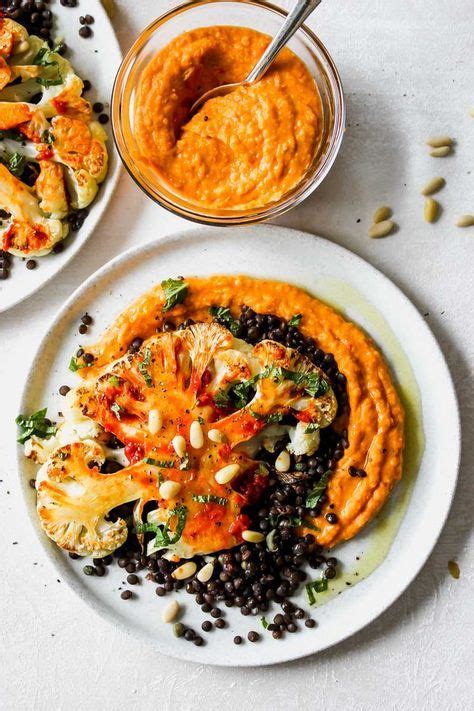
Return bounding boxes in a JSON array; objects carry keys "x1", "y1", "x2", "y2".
[
  {"x1": 17, "y1": 225, "x2": 461, "y2": 666},
  {"x1": 0, "y1": 0, "x2": 123, "y2": 313}
]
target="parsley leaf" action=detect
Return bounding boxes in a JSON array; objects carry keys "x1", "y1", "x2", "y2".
[
  {"x1": 304, "y1": 423, "x2": 319, "y2": 434},
  {"x1": 192, "y1": 494, "x2": 228, "y2": 505},
  {"x1": 288, "y1": 313, "x2": 302, "y2": 327},
  {"x1": 305, "y1": 470, "x2": 331, "y2": 509},
  {"x1": 16, "y1": 408, "x2": 57, "y2": 444},
  {"x1": 7, "y1": 152, "x2": 25, "y2": 178},
  {"x1": 305, "y1": 577, "x2": 328, "y2": 605},
  {"x1": 138, "y1": 346, "x2": 153, "y2": 387},
  {"x1": 179, "y1": 453, "x2": 191, "y2": 471},
  {"x1": 161, "y1": 277, "x2": 188, "y2": 312},
  {"x1": 230, "y1": 378, "x2": 257, "y2": 409},
  {"x1": 209, "y1": 306, "x2": 242, "y2": 336},
  {"x1": 261, "y1": 617, "x2": 269, "y2": 630},
  {"x1": 108, "y1": 375, "x2": 120, "y2": 386}
]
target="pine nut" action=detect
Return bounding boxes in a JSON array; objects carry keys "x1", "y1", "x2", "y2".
[
  {"x1": 208, "y1": 428, "x2": 225, "y2": 443},
  {"x1": 159, "y1": 480, "x2": 182, "y2": 500},
  {"x1": 171, "y1": 561, "x2": 197, "y2": 580},
  {"x1": 368, "y1": 220, "x2": 395, "y2": 238},
  {"x1": 456, "y1": 215, "x2": 474, "y2": 227},
  {"x1": 424, "y1": 197, "x2": 439, "y2": 223},
  {"x1": 189, "y1": 420, "x2": 204, "y2": 449},
  {"x1": 215, "y1": 463, "x2": 240, "y2": 485},
  {"x1": 426, "y1": 135, "x2": 453, "y2": 148},
  {"x1": 373, "y1": 206, "x2": 392, "y2": 223},
  {"x1": 421, "y1": 176, "x2": 445, "y2": 196},
  {"x1": 275, "y1": 450, "x2": 291, "y2": 472},
  {"x1": 172, "y1": 435, "x2": 186, "y2": 458},
  {"x1": 15, "y1": 40, "x2": 30, "y2": 54},
  {"x1": 162, "y1": 599, "x2": 180, "y2": 623},
  {"x1": 242, "y1": 530, "x2": 265, "y2": 543},
  {"x1": 197, "y1": 561, "x2": 214, "y2": 583},
  {"x1": 148, "y1": 409, "x2": 162, "y2": 435},
  {"x1": 430, "y1": 146, "x2": 451, "y2": 157}
]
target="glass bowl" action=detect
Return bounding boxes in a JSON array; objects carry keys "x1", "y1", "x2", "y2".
[{"x1": 111, "y1": 0, "x2": 345, "y2": 225}]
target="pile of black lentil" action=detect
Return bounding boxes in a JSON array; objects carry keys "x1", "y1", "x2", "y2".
[{"x1": 71, "y1": 306, "x2": 350, "y2": 646}]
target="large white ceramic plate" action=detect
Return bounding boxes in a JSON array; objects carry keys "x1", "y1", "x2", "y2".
[
  {"x1": 18, "y1": 226, "x2": 460, "y2": 666},
  {"x1": 0, "y1": 0, "x2": 121, "y2": 313}
]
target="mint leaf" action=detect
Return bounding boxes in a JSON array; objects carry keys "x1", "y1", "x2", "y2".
[
  {"x1": 305, "y1": 577, "x2": 328, "y2": 605},
  {"x1": 16, "y1": 408, "x2": 56, "y2": 444},
  {"x1": 305, "y1": 470, "x2": 331, "y2": 508},
  {"x1": 161, "y1": 277, "x2": 188, "y2": 312},
  {"x1": 209, "y1": 306, "x2": 241, "y2": 336},
  {"x1": 192, "y1": 494, "x2": 227, "y2": 505}
]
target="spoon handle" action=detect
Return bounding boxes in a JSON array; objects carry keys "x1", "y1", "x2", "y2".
[{"x1": 246, "y1": 0, "x2": 323, "y2": 83}]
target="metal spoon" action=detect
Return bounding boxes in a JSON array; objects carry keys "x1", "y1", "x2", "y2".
[{"x1": 190, "y1": 0, "x2": 323, "y2": 114}]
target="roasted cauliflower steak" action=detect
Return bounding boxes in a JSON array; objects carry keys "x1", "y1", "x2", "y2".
[{"x1": 32, "y1": 322, "x2": 338, "y2": 559}]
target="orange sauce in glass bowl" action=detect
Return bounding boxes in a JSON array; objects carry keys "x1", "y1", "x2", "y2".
[{"x1": 133, "y1": 26, "x2": 323, "y2": 210}]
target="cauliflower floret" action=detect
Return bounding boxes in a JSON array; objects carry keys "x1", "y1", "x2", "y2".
[
  {"x1": 35, "y1": 160, "x2": 68, "y2": 219},
  {"x1": 0, "y1": 19, "x2": 28, "y2": 60},
  {"x1": 52, "y1": 116, "x2": 108, "y2": 208},
  {"x1": 0, "y1": 163, "x2": 68, "y2": 256},
  {"x1": 0, "y1": 36, "x2": 90, "y2": 120},
  {"x1": 36, "y1": 440, "x2": 160, "y2": 557},
  {"x1": 288, "y1": 421, "x2": 321, "y2": 456}
]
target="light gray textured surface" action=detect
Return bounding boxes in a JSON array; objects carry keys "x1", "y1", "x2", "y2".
[{"x1": 0, "y1": 1, "x2": 472, "y2": 709}]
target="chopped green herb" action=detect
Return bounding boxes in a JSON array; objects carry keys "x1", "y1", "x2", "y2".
[
  {"x1": 288, "y1": 313, "x2": 302, "y2": 327},
  {"x1": 192, "y1": 494, "x2": 228, "y2": 505},
  {"x1": 230, "y1": 378, "x2": 256, "y2": 409},
  {"x1": 305, "y1": 577, "x2": 328, "y2": 605},
  {"x1": 209, "y1": 306, "x2": 241, "y2": 336},
  {"x1": 0, "y1": 129, "x2": 22, "y2": 141},
  {"x1": 16, "y1": 408, "x2": 57, "y2": 444},
  {"x1": 41, "y1": 129, "x2": 54, "y2": 145},
  {"x1": 261, "y1": 616, "x2": 269, "y2": 630},
  {"x1": 305, "y1": 470, "x2": 331, "y2": 509},
  {"x1": 250, "y1": 409, "x2": 284, "y2": 424},
  {"x1": 214, "y1": 389, "x2": 231, "y2": 408},
  {"x1": 258, "y1": 462, "x2": 269, "y2": 476},
  {"x1": 304, "y1": 423, "x2": 319, "y2": 434},
  {"x1": 302, "y1": 371, "x2": 329, "y2": 398},
  {"x1": 69, "y1": 356, "x2": 89, "y2": 372},
  {"x1": 179, "y1": 453, "x2": 191, "y2": 471},
  {"x1": 136, "y1": 504, "x2": 187, "y2": 548},
  {"x1": 138, "y1": 346, "x2": 153, "y2": 387},
  {"x1": 32, "y1": 45, "x2": 63, "y2": 87},
  {"x1": 161, "y1": 277, "x2": 188, "y2": 312},
  {"x1": 57, "y1": 450, "x2": 69, "y2": 461},
  {"x1": 7, "y1": 152, "x2": 25, "y2": 178},
  {"x1": 143, "y1": 457, "x2": 174, "y2": 468},
  {"x1": 108, "y1": 375, "x2": 120, "y2": 386},
  {"x1": 197, "y1": 416, "x2": 205, "y2": 425},
  {"x1": 111, "y1": 402, "x2": 123, "y2": 420}
]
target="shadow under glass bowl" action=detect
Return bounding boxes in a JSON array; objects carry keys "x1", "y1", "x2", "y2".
[{"x1": 112, "y1": 0, "x2": 345, "y2": 225}]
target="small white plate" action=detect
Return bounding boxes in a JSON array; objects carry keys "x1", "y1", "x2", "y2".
[
  {"x1": 0, "y1": 0, "x2": 121, "y2": 313},
  {"x1": 17, "y1": 226, "x2": 460, "y2": 666}
]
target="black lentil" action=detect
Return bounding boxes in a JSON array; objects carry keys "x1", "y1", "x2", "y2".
[
  {"x1": 59, "y1": 385, "x2": 70, "y2": 396},
  {"x1": 248, "y1": 631, "x2": 260, "y2": 642},
  {"x1": 26, "y1": 259, "x2": 37, "y2": 270},
  {"x1": 201, "y1": 620, "x2": 212, "y2": 632},
  {"x1": 233, "y1": 635, "x2": 243, "y2": 645},
  {"x1": 79, "y1": 26, "x2": 92, "y2": 38},
  {"x1": 98, "y1": 113, "x2": 109, "y2": 125},
  {"x1": 120, "y1": 590, "x2": 132, "y2": 600}
]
